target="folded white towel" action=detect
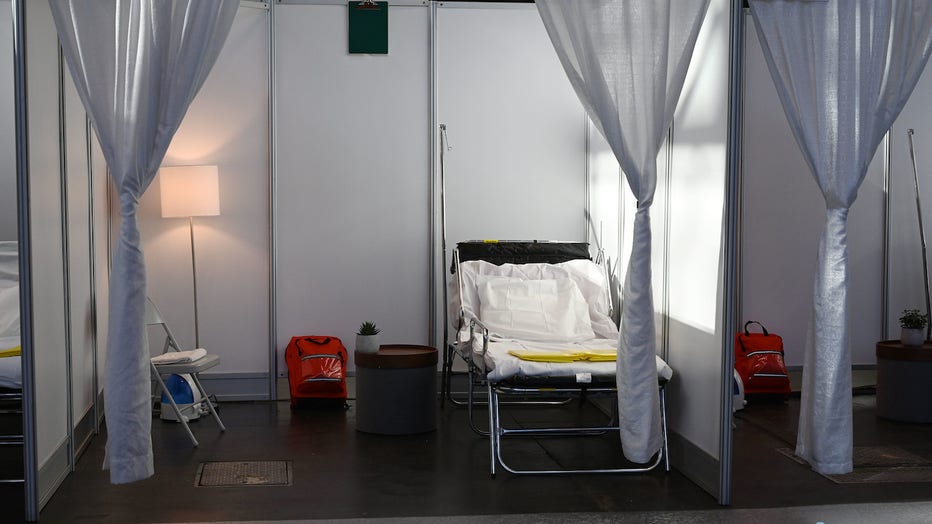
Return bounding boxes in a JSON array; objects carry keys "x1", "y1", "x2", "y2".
[{"x1": 151, "y1": 348, "x2": 208, "y2": 365}]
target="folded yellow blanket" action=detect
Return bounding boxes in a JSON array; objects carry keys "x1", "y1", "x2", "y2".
[
  {"x1": 507, "y1": 348, "x2": 616, "y2": 363},
  {"x1": 0, "y1": 346, "x2": 22, "y2": 358}
]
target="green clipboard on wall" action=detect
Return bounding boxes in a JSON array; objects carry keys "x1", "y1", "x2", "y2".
[{"x1": 348, "y1": 1, "x2": 388, "y2": 55}]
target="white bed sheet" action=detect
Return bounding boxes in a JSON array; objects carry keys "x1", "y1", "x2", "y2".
[{"x1": 473, "y1": 337, "x2": 674, "y2": 383}]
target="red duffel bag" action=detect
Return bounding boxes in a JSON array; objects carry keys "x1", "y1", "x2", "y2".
[
  {"x1": 285, "y1": 336, "x2": 348, "y2": 408},
  {"x1": 734, "y1": 321, "x2": 791, "y2": 397}
]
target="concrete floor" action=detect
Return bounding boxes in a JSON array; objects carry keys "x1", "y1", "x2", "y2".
[{"x1": 11, "y1": 382, "x2": 932, "y2": 523}]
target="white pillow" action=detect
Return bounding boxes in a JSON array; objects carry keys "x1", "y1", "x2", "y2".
[{"x1": 477, "y1": 277, "x2": 595, "y2": 342}]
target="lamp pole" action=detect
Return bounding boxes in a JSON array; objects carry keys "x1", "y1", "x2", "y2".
[{"x1": 189, "y1": 215, "x2": 201, "y2": 348}]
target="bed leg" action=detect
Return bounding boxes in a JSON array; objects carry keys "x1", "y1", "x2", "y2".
[
  {"x1": 660, "y1": 385, "x2": 670, "y2": 472},
  {"x1": 488, "y1": 381, "x2": 497, "y2": 478},
  {"x1": 440, "y1": 344, "x2": 453, "y2": 408}
]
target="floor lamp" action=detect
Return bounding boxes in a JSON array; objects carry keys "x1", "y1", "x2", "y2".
[{"x1": 159, "y1": 165, "x2": 220, "y2": 349}]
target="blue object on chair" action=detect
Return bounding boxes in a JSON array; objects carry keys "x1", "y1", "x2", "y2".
[{"x1": 162, "y1": 374, "x2": 195, "y2": 404}]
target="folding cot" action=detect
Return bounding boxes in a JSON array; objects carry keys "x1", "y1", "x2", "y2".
[{"x1": 442, "y1": 240, "x2": 673, "y2": 476}]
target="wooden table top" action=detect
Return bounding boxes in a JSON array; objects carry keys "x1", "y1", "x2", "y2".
[
  {"x1": 354, "y1": 344, "x2": 438, "y2": 369},
  {"x1": 876, "y1": 340, "x2": 932, "y2": 362}
]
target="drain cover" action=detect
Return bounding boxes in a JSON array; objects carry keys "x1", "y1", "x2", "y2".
[{"x1": 195, "y1": 461, "x2": 292, "y2": 487}]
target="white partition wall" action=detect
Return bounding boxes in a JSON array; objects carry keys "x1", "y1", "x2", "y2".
[
  {"x1": 436, "y1": 3, "x2": 587, "y2": 246},
  {"x1": 434, "y1": 2, "x2": 589, "y2": 350},
  {"x1": 664, "y1": 0, "x2": 731, "y2": 498},
  {"x1": 62, "y1": 67, "x2": 97, "y2": 455},
  {"x1": 887, "y1": 66, "x2": 932, "y2": 338},
  {"x1": 91, "y1": 131, "x2": 108, "y2": 405},
  {"x1": 24, "y1": 0, "x2": 71, "y2": 510},
  {"x1": 582, "y1": 0, "x2": 733, "y2": 500},
  {"x1": 741, "y1": 13, "x2": 885, "y2": 368},
  {"x1": 0, "y1": 1, "x2": 13, "y2": 242},
  {"x1": 275, "y1": 2, "x2": 430, "y2": 374},
  {"x1": 18, "y1": 2, "x2": 110, "y2": 516},
  {"x1": 138, "y1": 4, "x2": 271, "y2": 399}
]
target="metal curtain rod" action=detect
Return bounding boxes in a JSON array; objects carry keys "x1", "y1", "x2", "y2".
[{"x1": 907, "y1": 128, "x2": 932, "y2": 340}]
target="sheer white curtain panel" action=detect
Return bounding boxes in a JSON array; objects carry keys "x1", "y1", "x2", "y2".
[
  {"x1": 749, "y1": 0, "x2": 932, "y2": 474},
  {"x1": 536, "y1": 0, "x2": 710, "y2": 463},
  {"x1": 49, "y1": 0, "x2": 239, "y2": 484}
]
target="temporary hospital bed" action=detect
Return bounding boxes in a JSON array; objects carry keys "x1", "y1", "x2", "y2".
[
  {"x1": 443, "y1": 240, "x2": 672, "y2": 476},
  {"x1": 0, "y1": 241, "x2": 24, "y2": 485}
]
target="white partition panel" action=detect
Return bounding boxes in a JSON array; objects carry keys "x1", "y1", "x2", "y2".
[
  {"x1": 436, "y1": 3, "x2": 587, "y2": 249},
  {"x1": 0, "y1": 1, "x2": 13, "y2": 241},
  {"x1": 664, "y1": 0, "x2": 729, "y2": 497},
  {"x1": 138, "y1": 6, "x2": 270, "y2": 389},
  {"x1": 24, "y1": 0, "x2": 70, "y2": 509},
  {"x1": 888, "y1": 65, "x2": 932, "y2": 338},
  {"x1": 91, "y1": 130, "x2": 108, "y2": 398},
  {"x1": 275, "y1": 3, "x2": 430, "y2": 373},
  {"x1": 582, "y1": 0, "x2": 731, "y2": 499},
  {"x1": 741, "y1": 16, "x2": 885, "y2": 368},
  {"x1": 63, "y1": 69, "x2": 96, "y2": 432}
]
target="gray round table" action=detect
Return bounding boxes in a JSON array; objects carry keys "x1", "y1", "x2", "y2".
[
  {"x1": 876, "y1": 340, "x2": 932, "y2": 423},
  {"x1": 354, "y1": 344, "x2": 438, "y2": 434}
]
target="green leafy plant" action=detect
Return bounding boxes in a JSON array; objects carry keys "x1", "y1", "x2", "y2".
[
  {"x1": 899, "y1": 309, "x2": 928, "y2": 329},
  {"x1": 357, "y1": 321, "x2": 381, "y2": 336}
]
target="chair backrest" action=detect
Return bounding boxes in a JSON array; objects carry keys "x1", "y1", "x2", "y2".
[
  {"x1": 145, "y1": 297, "x2": 181, "y2": 353},
  {"x1": 145, "y1": 297, "x2": 165, "y2": 325}
]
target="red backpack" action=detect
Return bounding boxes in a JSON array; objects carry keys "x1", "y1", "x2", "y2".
[
  {"x1": 284, "y1": 336, "x2": 348, "y2": 408},
  {"x1": 734, "y1": 321, "x2": 791, "y2": 397}
]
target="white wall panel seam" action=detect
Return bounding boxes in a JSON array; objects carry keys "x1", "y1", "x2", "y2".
[
  {"x1": 86, "y1": 114, "x2": 99, "y2": 433},
  {"x1": 267, "y1": 0, "x2": 278, "y2": 395},
  {"x1": 585, "y1": 112, "x2": 591, "y2": 246},
  {"x1": 428, "y1": 0, "x2": 438, "y2": 349},
  {"x1": 56, "y1": 43, "x2": 75, "y2": 474},
  {"x1": 662, "y1": 126, "x2": 673, "y2": 362},
  {"x1": 882, "y1": 132, "x2": 891, "y2": 340}
]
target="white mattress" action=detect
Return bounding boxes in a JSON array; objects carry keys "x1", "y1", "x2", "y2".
[
  {"x1": 474, "y1": 337, "x2": 674, "y2": 383},
  {"x1": 0, "y1": 242, "x2": 21, "y2": 389},
  {"x1": 0, "y1": 354, "x2": 21, "y2": 389},
  {"x1": 453, "y1": 257, "x2": 674, "y2": 385}
]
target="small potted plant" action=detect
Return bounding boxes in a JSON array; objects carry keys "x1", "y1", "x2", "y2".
[
  {"x1": 356, "y1": 321, "x2": 381, "y2": 354},
  {"x1": 899, "y1": 309, "x2": 927, "y2": 347}
]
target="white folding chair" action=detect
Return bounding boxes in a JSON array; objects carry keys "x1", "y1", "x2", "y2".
[{"x1": 146, "y1": 297, "x2": 225, "y2": 446}]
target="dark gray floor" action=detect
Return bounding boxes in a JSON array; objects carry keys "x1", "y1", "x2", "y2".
[{"x1": 19, "y1": 387, "x2": 932, "y2": 522}]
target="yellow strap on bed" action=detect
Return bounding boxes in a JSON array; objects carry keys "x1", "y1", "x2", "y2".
[
  {"x1": 507, "y1": 348, "x2": 616, "y2": 363},
  {"x1": 0, "y1": 346, "x2": 21, "y2": 358}
]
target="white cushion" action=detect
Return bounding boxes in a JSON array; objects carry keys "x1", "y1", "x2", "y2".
[
  {"x1": 477, "y1": 277, "x2": 596, "y2": 342},
  {"x1": 453, "y1": 259, "x2": 618, "y2": 339}
]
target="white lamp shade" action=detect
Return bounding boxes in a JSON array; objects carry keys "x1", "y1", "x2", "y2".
[{"x1": 159, "y1": 165, "x2": 221, "y2": 218}]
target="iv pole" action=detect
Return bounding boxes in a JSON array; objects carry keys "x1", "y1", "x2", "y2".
[{"x1": 907, "y1": 129, "x2": 932, "y2": 340}]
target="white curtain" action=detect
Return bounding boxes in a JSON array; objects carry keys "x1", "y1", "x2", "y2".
[
  {"x1": 49, "y1": 0, "x2": 238, "y2": 484},
  {"x1": 537, "y1": 0, "x2": 710, "y2": 463},
  {"x1": 749, "y1": 0, "x2": 932, "y2": 474}
]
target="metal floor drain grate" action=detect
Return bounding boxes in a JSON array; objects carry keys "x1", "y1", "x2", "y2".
[{"x1": 195, "y1": 461, "x2": 292, "y2": 487}]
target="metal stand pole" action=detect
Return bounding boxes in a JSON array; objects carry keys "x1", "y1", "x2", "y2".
[
  {"x1": 189, "y1": 216, "x2": 201, "y2": 348},
  {"x1": 439, "y1": 123, "x2": 451, "y2": 405},
  {"x1": 906, "y1": 129, "x2": 931, "y2": 340}
]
